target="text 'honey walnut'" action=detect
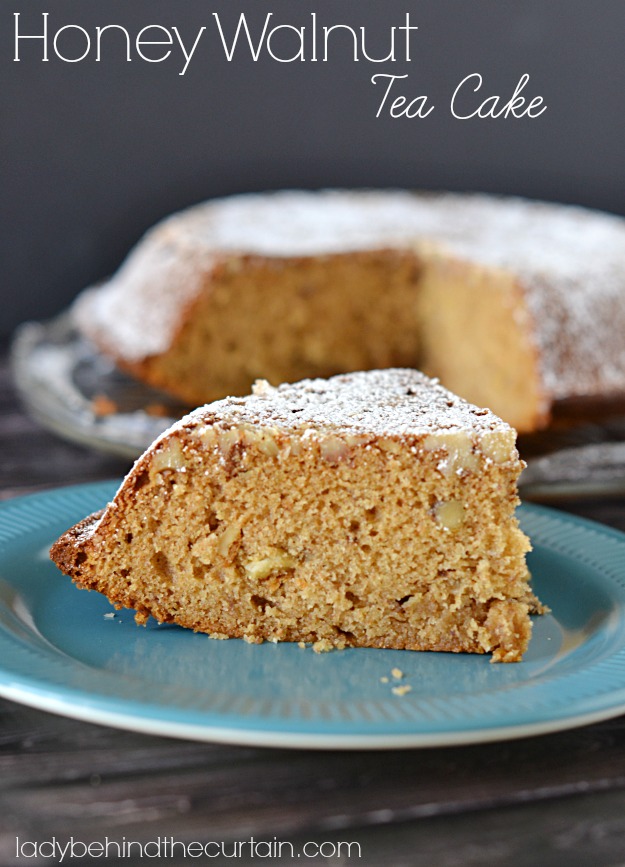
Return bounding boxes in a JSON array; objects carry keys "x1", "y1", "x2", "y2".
[
  {"x1": 73, "y1": 190, "x2": 625, "y2": 432},
  {"x1": 50, "y1": 369, "x2": 544, "y2": 662}
]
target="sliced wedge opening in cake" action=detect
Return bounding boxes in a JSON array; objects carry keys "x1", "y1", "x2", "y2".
[
  {"x1": 50, "y1": 370, "x2": 543, "y2": 662},
  {"x1": 94, "y1": 250, "x2": 424, "y2": 407},
  {"x1": 417, "y1": 252, "x2": 549, "y2": 433}
]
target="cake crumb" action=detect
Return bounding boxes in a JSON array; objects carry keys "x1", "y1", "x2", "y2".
[
  {"x1": 298, "y1": 641, "x2": 306, "y2": 649},
  {"x1": 391, "y1": 667, "x2": 404, "y2": 679},
  {"x1": 91, "y1": 394, "x2": 118, "y2": 416},
  {"x1": 103, "y1": 612, "x2": 116, "y2": 620},
  {"x1": 209, "y1": 632, "x2": 230, "y2": 640},
  {"x1": 380, "y1": 676, "x2": 389, "y2": 683},
  {"x1": 312, "y1": 639, "x2": 334, "y2": 653},
  {"x1": 391, "y1": 684, "x2": 413, "y2": 697}
]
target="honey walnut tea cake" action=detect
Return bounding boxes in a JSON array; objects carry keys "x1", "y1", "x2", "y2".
[
  {"x1": 73, "y1": 190, "x2": 625, "y2": 433},
  {"x1": 50, "y1": 369, "x2": 542, "y2": 663}
]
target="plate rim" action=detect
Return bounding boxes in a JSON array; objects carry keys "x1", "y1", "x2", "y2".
[
  {"x1": 4, "y1": 680, "x2": 625, "y2": 750},
  {"x1": 2, "y1": 482, "x2": 625, "y2": 750}
]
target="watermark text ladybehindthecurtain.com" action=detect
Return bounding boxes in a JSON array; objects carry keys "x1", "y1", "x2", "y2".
[{"x1": 14, "y1": 835, "x2": 362, "y2": 861}]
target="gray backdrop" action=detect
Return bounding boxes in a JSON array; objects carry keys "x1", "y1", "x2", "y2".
[{"x1": 2, "y1": 0, "x2": 624, "y2": 337}]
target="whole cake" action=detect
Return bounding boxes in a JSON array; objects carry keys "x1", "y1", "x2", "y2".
[
  {"x1": 73, "y1": 190, "x2": 625, "y2": 432},
  {"x1": 50, "y1": 369, "x2": 541, "y2": 662}
]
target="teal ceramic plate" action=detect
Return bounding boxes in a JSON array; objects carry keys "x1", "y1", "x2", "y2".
[{"x1": 1, "y1": 482, "x2": 625, "y2": 749}]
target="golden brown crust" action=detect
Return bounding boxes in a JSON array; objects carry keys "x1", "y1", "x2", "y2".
[{"x1": 49, "y1": 510, "x2": 103, "y2": 579}]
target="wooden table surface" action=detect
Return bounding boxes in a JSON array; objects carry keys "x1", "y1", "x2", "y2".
[{"x1": 3, "y1": 349, "x2": 625, "y2": 867}]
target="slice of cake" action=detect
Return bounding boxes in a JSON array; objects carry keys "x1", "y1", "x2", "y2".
[{"x1": 50, "y1": 369, "x2": 541, "y2": 662}]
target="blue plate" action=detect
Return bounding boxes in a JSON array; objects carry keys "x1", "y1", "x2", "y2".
[{"x1": 1, "y1": 482, "x2": 625, "y2": 749}]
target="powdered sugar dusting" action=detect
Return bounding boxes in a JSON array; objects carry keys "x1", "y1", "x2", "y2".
[
  {"x1": 73, "y1": 224, "x2": 217, "y2": 359},
  {"x1": 174, "y1": 190, "x2": 625, "y2": 279},
  {"x1": 73, "y1": 190, "x2": 625, "y2": 402},
  {"x1": 185, "y1": 369, "x2": 512, "y2": 441}
]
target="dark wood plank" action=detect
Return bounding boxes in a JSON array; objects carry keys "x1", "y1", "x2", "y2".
[{"x1": 4, "y1": 697, "x2": 625, "y2": 857}]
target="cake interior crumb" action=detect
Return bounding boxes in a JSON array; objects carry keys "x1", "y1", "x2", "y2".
[{"x1": 391, "y1": 684, "x2": 413, "y2": 697}]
